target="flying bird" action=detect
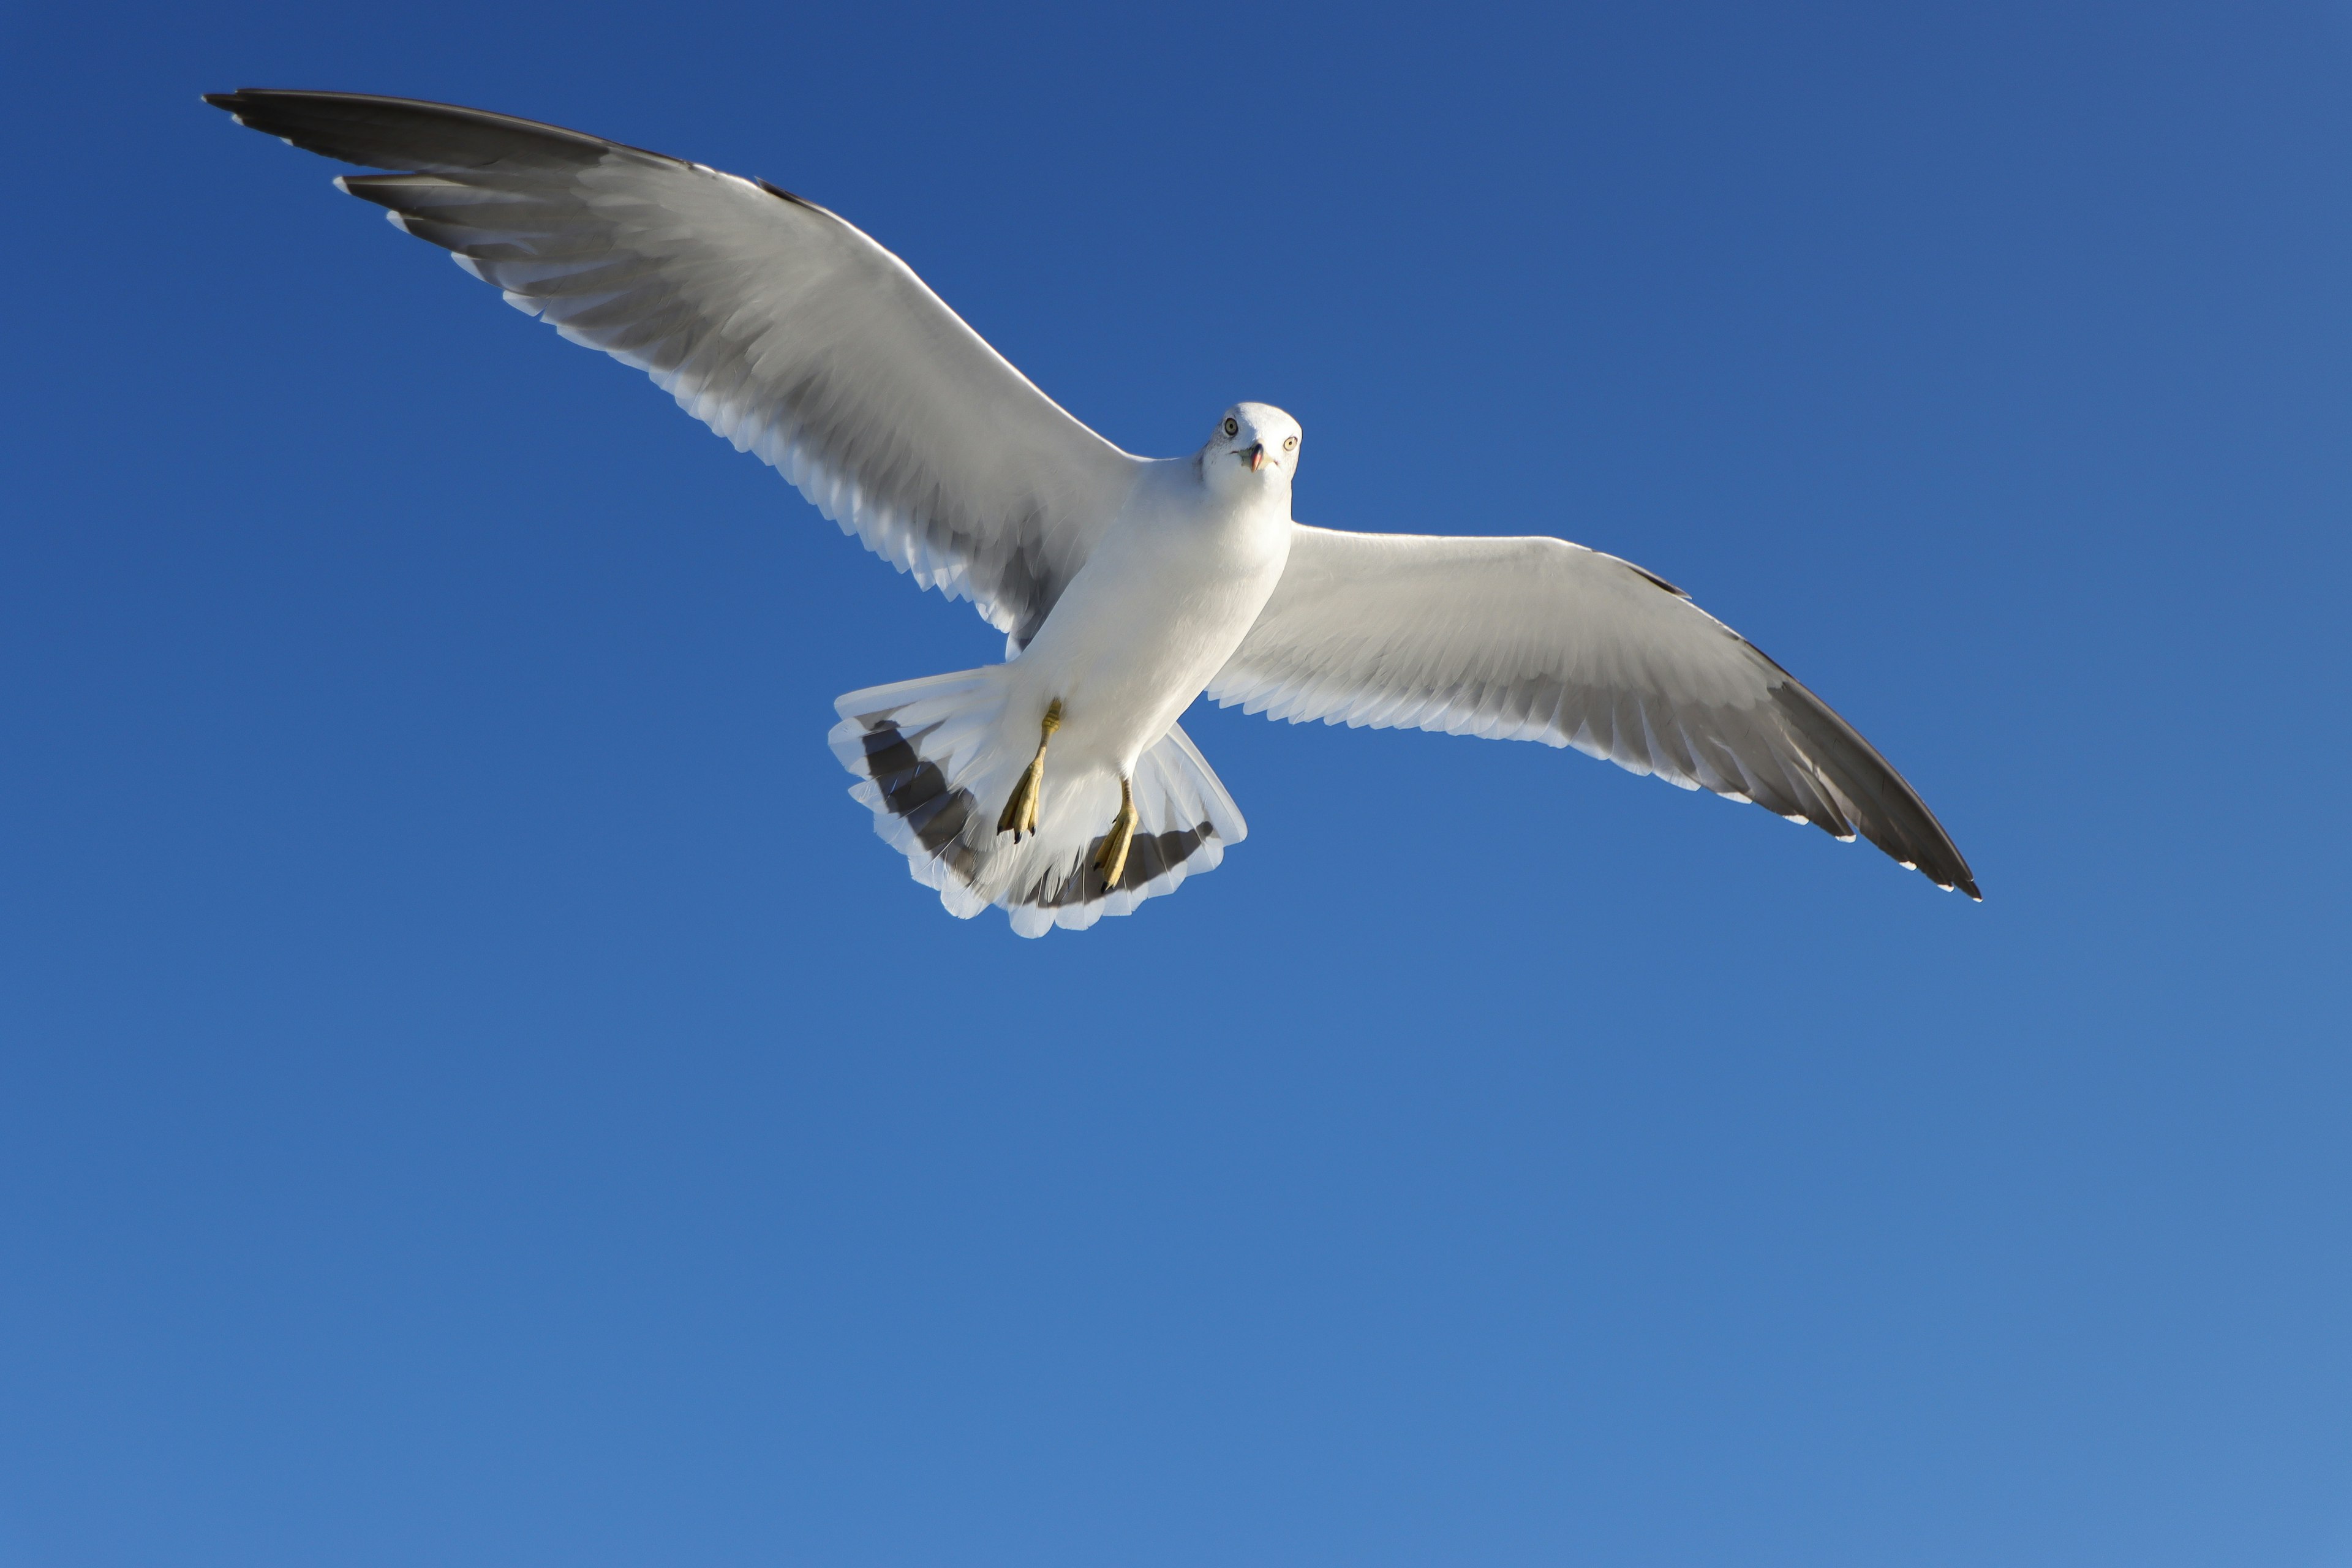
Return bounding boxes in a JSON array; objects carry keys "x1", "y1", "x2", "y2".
[{"x1": 207, "y1": 89, "x2": 1978, "y2": 935}]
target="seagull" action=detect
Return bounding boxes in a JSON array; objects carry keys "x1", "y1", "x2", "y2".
[{"x1": 208, "y1": 89, "x2": 1978, "y2": 936}]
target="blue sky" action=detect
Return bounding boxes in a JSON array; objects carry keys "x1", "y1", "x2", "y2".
[{"x1": 2, "y1": 1, "x2": 2348, "y2": 1563}]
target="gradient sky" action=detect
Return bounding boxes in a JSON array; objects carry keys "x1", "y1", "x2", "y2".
[{"x1": 4, "y1": 2, "x2": 2349, "y2": 1564}]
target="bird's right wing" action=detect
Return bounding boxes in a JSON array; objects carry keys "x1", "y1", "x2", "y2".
[
  {"x1": 207, "y1": 89, "x2": 1143, "y2": 645},
  {"x1": 1210, "y1": 525, "x2": 1977, "y2": 896}
]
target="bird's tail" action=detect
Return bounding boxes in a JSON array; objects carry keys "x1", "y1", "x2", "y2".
[{"x1": 829, "y1": 668, "x2": 1246, "y2": 937}]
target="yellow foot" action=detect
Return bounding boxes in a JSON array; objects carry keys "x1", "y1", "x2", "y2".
[
  {"x1": 1092, "y1": 776, "x2": 1139, "y2": 888},
  {"x1": 995, "y1": 699, "x2": 1063, "y2": 840}
]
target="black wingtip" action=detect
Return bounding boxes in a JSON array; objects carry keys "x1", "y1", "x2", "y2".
[
  {"x1": 1758, "y1": 682, "x2": 1978, "y2": 901},
  {"x1": 194, "y1": 88, "x2": 669, "y2": 176}
]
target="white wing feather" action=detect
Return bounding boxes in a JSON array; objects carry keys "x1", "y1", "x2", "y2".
[
  {"x1": 1211, "y1": 526, "x2": 1978, "y2": 895},
  {"x1": 208, "y1": 89, "x2": 1141, "y2": 644}
]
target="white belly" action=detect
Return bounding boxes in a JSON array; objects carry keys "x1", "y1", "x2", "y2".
[{"x1": 1003, "y1": 478, "x2": 1290, "y2": 772}]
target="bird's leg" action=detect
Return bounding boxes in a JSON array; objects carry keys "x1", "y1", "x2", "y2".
[
  {"x1": 1092, "y1": 775, "x2": 1139, "y2": 888},
  {"x1": 995, "y1": 699, "x2": 1063, "y2": 840}
]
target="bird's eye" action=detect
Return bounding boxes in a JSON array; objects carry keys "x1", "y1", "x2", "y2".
[
  {"x1": 1223, "y1": 417, "x2": 1240, "y2": 439},
  {"x1": 1283, "y1": 434, "x2": 1298, "y2": 451}
]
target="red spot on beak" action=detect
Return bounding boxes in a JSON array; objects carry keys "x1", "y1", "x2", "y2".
[{"x1": 1248, "y1": 443, "x2": 1265, "y2": 472}]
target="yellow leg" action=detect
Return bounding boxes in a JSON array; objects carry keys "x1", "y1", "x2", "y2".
[
  {"x1": 995, "y1": 699, "x2": 1063, "y2": 839},
  {"x1": 1092, "y1": 775, "x2": 1138, "y2": 888}
]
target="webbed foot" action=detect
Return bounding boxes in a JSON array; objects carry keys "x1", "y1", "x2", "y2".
[
  {"x1": 995, "y1": 699, "x2": 1063, "y2": 840},
  {"x1": 1091, "y1": 775, "x2": 1138, "y2": 887}
]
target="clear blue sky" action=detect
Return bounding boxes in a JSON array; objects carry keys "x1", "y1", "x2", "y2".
[{"x1": 3, "y1": 2, "x2": 2348, "y2": 1564}]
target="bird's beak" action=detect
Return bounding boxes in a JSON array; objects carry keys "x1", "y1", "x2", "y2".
[{"x1": 1247, "y1": 443, "x2": 1266, "y2": 472}]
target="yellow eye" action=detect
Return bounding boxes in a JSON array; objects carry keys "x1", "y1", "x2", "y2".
[
  {"x1": 1223, "y1": 417, "x2": 1240, "y2": 438},
  {"x1": 1283, "y1": 434, "x2": 1298, "y2": 451}
]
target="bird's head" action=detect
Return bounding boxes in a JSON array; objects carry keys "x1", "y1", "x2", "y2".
[{"x1": 1199, "y1": 402, "x2": 1302, "y2": 494}]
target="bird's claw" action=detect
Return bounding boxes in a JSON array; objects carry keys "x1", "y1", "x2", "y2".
[
  {"x1": 996, "y1": 699, "x2": 1063, "y2": 839},
  {"x1": 1092, "y1": 777, "x2": 1137, "y2": 888}
]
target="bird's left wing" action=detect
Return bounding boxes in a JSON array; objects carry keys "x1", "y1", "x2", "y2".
[
  {"x1": 206, "y1": 89, "x2": 1143, "y2": 644},
  {"x1": 1209, "y1": 525, "x2": 1978, "y2": 896}
]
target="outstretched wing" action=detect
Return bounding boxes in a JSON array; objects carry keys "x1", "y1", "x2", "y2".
[
  {"x1": 1210, "y1": 526, "x2": 1978, "y2": 896},
  {"x1": 206, "y1": 89, "x2": 1142, "y2": 644}
]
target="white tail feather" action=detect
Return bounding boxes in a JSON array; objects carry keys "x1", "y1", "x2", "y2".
[{"x1": 830, "y1": 669, "x2": 1246, "y2": 936}]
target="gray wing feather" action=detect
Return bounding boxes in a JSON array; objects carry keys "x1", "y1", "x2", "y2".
[
  {"x1": 1211, "y1": 526, "x2": 1978, "y2": 897},
  {"x1": 206, "y1": 89, "x2": 1140, "y2": 643}
]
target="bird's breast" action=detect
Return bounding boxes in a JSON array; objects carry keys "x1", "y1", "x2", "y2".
[{"x1": 1009, "y1": 488, "x2": 1292, "y2": 760}]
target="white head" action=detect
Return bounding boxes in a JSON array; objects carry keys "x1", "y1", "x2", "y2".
[{"x1": 1198, "y1": 402, "x2": 1303, "y2": 496}]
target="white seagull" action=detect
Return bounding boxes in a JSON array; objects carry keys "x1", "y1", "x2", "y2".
[{"x1": 209, "y1": 89, "x2": 1978, "y2": 935}]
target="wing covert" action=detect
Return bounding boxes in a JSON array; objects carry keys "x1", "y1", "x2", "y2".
[
  {"x1": 1210, "y1": 526, "x2": 1978, "y2": 897},
  {"x1": 206, "y1": 89, "x2": 1142, "y2": 643}
]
